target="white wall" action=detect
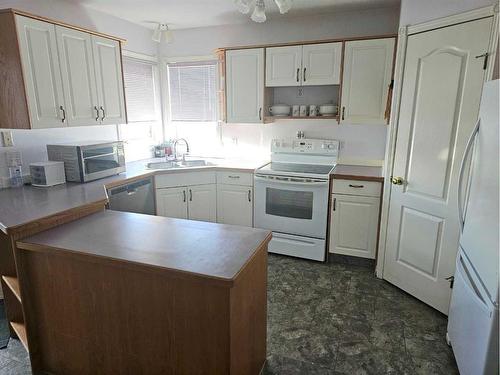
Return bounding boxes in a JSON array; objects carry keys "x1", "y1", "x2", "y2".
[
  {"x1": 163, "y1": 7, "x2": 400, "y2": 164},
  {"x1": 0, "y1": 0, "x2": 157, "y2": 167},
  {"x1": 399, "y1": 0, "x2": 497, "y2": 26}
]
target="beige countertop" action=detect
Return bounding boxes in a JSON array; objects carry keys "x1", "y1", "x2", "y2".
[
  {"x1": 332, "y1": 165, "x2": 384, "y2": 182},
  {"x1": 0, "y1": 157, "x2": 266, "y2": 234},
  {"x1": 17, "y1": 210, "x2": 271, "y2": 284}
]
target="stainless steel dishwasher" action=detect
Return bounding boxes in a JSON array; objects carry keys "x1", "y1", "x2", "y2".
[{"x1": 107, "y1": 177, "x2": 155, "y2": 215}]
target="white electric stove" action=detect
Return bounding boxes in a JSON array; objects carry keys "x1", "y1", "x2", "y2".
[{"x1": 254, "y1": 138, "x2": 339, "y2": 261}]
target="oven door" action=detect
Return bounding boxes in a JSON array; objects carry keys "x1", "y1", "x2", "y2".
[
  {"x1": 79, "y1": 142, "x2": 126, "y2": 182},
  {"x1": 254, "y1": 174, "x2": 329, "y2": 238}
]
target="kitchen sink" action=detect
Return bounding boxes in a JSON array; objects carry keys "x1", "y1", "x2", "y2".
[
  {"x1": 146, "y1": 159, "x2": 214, "y2": 170},
  {"x1": 175, "y1": 160, "x2": 213, "y2": 167},
  {"x1": 146, "y1": 161, "x2": 177, "y2": 170}
]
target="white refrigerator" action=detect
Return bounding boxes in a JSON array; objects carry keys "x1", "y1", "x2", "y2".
[{"x1": 447, "y1": 79, "x2": 499, "y2": 375}]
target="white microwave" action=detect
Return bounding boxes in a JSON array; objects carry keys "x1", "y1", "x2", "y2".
[{"x1": 47, "y1": 141, "x2": 126, "y2": 182}]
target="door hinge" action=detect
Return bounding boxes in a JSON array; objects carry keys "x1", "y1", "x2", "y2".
[
  {"x1": 445, "y1": 275, "x2": 454, "y2": 289},
  {"x1": 475, "y1": 52, "x2": 489, "y2": 70}
]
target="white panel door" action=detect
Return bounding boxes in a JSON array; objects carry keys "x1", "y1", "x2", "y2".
[
  {"x1": 329, "y1": 194, "x2": 379, "y2": 259},
  {"x1": 155, "y1": 187, "x2": 188, "y2": 219},
  {"x1": 187, "y1": 184, "x2": 217, "y2": 222},
  {"x1": 217, "y1": 184, "x2": 253, "y2": 226},
  {"x1": 92, "y1": 36, "x2": 126, "y2": 125},
  {"x1": 383, "y1": 18, "x2": 492, "y2": 314},
  {"x1": 226, "y1": 48, "x2": 264, "y2": 123},
  {"x1": 56, "y1": 26, "x2": 100, "y2": 126},
  {"x1": 15, "y1": 16, "x2": 66, "y2": 129},
  {"x1": 265, "y1": 46, "x2": 302, "y2": 87},
  {"x1": 340, "y1": 38, "x2": 395, "y2": 124},
  {"x1": 301, "y1": 42, "x2": 342, "y2": 86}
]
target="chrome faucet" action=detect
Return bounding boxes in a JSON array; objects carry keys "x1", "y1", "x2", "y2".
[{"x1": 172, "y1": 138, "x2": 190, "y2": 161}]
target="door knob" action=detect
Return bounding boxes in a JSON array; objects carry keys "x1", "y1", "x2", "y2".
[{"x1": 391, "y1": 176, "x2": 404, "y2": 185}]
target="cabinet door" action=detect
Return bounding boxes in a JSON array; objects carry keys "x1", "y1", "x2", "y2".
[
  {"x1": 226, "y1": 48, "x2": 264, "y2": 123},
  {"x1": 56, "y1": 26, "x2": 100, "y2": 126},
  {"x1": 340, "y1": 38, "x2": 395, "y2": 124},
  {"x1": 301, "y1": 42, "x2": 342, "y2": 86},
  {"x1": 329, "y1": 194, "x2": 380, "y2": 259},
  {"x1": 187, "y1": 184, "x2": 217, "y2": 222},
  {"x1": 217, "y1": 184, "x2": 253, "y2": 226},
  {"x1": 155, "y1": 187, "x2": 188, "y2": 219},
  {"x1": 265, "y1": 46, "x2": 302, "y2": 87},
  {"x1": 15, "y1": 16, "x2": 66, "y2": 129},
  {"x1": 92, "y1": 36, "x2": 126, "y2": 125}
]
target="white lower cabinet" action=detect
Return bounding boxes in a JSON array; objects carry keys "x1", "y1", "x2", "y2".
[
  {"x1": 156, "y1": 186, "x2": 188, "y2": 219},
  {"x1": 156, "y1": 184, "x2": 216, "y2": 222},
  {"x1": 217, "y1": 184, "x2": 253, "y2": 226},
  {"x1": 187, "y1": 184, "x2": 217, "y2": 222},
  {"x1": 329, "y1": 191, "x2": 380, "y2": 259}
]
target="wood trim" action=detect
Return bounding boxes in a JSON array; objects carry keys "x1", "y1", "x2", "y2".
[
  {"x1": 2, "y1": 275, "x2": 21, "y2": 302},
  {"x1": 337, "y1": 41, "x2": 346, "y2": 124},
  {"x1": 2, "y1": 8, "x2": 126, "y2": 42},
  {"x1": 0, "y1": 12, "x2": 30, "y2": 129},
  {"x1": 216, "y1": 33, "x2": 398, "y2": 52},
  {"x1": 10, "y1": 321, "x2": 28, "y2": 350}
]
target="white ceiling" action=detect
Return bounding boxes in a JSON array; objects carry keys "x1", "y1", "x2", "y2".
[{"x1": 68, "y1": 0, "x2": 400, "y2": 30}]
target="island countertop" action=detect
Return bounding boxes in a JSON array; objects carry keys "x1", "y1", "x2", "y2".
[{"x1": 17, "y1": 210, "x2": 272, "y2": 284}]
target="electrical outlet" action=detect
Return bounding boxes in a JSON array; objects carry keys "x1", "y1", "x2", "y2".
[
  {"x1": 232, "y1": 137, "x2": 238, "y2": 145},
  {"x1": 297, "y1": 87, "x2": 303, "y2": 97},
  {"x1": 1, "y1": 131, "x2": 13, "y2": 147}
]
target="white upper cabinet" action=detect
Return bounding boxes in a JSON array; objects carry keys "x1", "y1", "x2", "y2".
[
  {"x1": 340, "y1": 38, "x2": 395, "y2": 124},
  {"x1": 16, "y1": 16, "x2": 66, "y2": 129},
  {"x1": 301, "y1": 42, "x2": 342, "y2": 86},
  {"x1": 92, "y1": 36, "x2": 126, "y2": 125},
  {"x1": 56, "y1": 26, "x2": 100, "y2": 127},
  {"x1": 265, "y1": 46, "x2": 302, "y2": 87},
  {"x1": 265, "y1": 43, "x2": 341, "y2": 87},
  {"x1": 13, "y1": 14, "x2": 126, "y2": 129},
  {"x1": 226, "y1": 48, "x2": 264, "y2": 123}
]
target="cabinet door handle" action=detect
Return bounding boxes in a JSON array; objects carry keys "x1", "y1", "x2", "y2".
[
  {"x1": 228, "y1": 175, "x2": 240, "y2": 179},
  {"x1": 60, "y1": 105, "x2": 66, "y2": 123},
  {"x1": 100, "y1": 106, "x2": 106, "y2": 121},
  {"x1": 183, "y1": 190, "x2": 186, "y2": 202},
  {"x1": 248, "y1": 189, "x2": 251, "y2": 202},
  {"x1": 333, "y1": 198, "x2": 336, "y2": 211},
  {"x1": 349, "y1": 184, "x2": 364, "y2": 188},
  {"x1": 94, "y1": 106, "x2": 100, "y2": 122},
  {"x1": 189, "y1": 189, "x2": 193, "y2": 201},
  {"x1": 303, "y1": 67, "x2": 306, "y2": 82},
  {"x1": 342, "y1": 106, "x2": 345, "y2": 121},
  {"x1": 259, "y1": 107, "x2": 262, "y2": 120},
  {"x1": 296, "y1": 68, "x2": 300, "y2": 82}
]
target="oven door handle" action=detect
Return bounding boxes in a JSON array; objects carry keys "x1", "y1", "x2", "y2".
[{"x1": 254, "y1": 175, "x2": 329, "y2": 186}]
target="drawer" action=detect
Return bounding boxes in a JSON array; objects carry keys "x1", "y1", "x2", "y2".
[
  {"x1": 155, "y1": 171, "x2": 216, "y2": 188},
  {"x1": 216, "y1": 171, "x2": 253, "y2": 186},
  {"x1": 332, "y1": 179, "x2": 381, "y2": 197}
]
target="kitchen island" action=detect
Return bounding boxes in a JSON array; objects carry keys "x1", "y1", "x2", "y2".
[{"x1": 15, "y1": 210, "x2": 271, "y2": 374}]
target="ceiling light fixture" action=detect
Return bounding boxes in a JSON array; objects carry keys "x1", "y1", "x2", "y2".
[
  {"x1": 152, "y1": 23, "x2": 173, "y2": 44},
  {"x1": 235, "y1": 0, "x2": 292, "y2": 23}
]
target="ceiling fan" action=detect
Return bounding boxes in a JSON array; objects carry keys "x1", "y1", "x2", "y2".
[{"x1": 235, "y1": 0, "x2": 292, "y2": 23}]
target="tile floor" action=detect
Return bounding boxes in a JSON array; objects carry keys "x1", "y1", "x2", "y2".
[{"x1": 0, "y1": 254, "x2": 458, "y2": 374}]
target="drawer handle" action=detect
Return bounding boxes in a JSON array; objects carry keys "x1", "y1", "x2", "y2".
[
  {"x1": 349, "y1": 184, "x2": 364, "y2": 188},
  {"x1": 228, "y1": 175, "x2": 240, "y2": 179}
]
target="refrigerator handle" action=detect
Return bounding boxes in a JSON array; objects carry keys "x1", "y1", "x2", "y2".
[{"x1": 458, "y1": 118, "x2": 480, "y2": 232}]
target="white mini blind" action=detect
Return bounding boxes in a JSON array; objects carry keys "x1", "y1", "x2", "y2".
[
  {"x1": 168, "y1": 61, "x2": 217, "y2": 122},
  {"x1": 123, "y1": 58, "x2": 159, "y2": 123}
]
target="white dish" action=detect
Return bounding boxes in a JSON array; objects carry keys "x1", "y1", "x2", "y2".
[
  {"x1": 269, "y1": 104, "x2": 291, "y2": 116},
  {"x1": 319, "y1": 104, "x2": 338, "y2": 116}
]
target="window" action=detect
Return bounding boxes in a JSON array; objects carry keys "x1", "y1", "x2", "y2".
[
  {"x1": 167, "y1": 61, "x2": 218, "y2": 122},
  {"x1": 120, "y1": 55, "x2": 162, "y2": 161}
]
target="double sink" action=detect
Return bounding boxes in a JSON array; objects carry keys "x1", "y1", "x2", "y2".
[{"x1": 146, "y1": 159, "x2": 215, "y2": 170}]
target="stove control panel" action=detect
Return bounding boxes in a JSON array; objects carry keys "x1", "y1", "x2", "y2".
[{"x1": 271, "y1": 138, "x2": 339, "y2": 154}]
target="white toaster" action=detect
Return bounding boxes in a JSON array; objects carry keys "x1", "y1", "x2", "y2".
[{"x1": 30, "y1": 161, "x2": 66, "y2": 187}]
